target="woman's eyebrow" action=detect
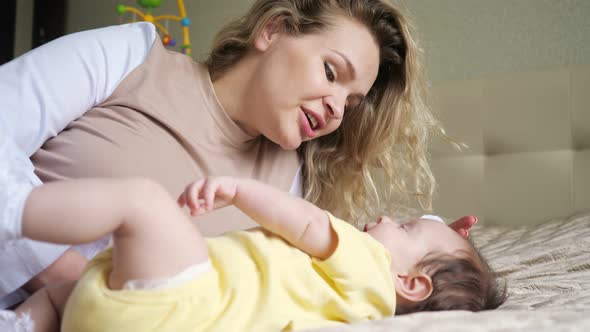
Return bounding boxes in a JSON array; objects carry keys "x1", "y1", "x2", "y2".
[
  {"x1": 331, "y1": 49, "x2": 357, "y2": 80},
  {"x1": 330, "y1": 49, "x2": 367, "y2": 101}
]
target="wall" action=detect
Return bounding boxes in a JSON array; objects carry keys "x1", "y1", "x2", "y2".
[
  {"x1": 65, "y1": 0, "x2": 252, "y2": 61},
  {"x1": 396, "y1": 0, "x2": 590, "y2": 83},
  {"x1": 17, "y1": 0, "x2": 590, "y2": 224},
  {"x1": 394, "y1": 0, "x2": 590, "y2": 224},
  {"x1": 57, "y1": 1, "x2": 590, "y2": 78},
  {"x1": 13, "y1": 0, "x2": 33, "y2": 57}
]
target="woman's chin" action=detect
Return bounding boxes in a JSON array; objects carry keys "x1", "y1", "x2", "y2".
[
  {"x1": 275, "y1": 135, "x2": 303, "y2": 151},
  {"x1": 279, "y1": 140, "x2": 302, "y2": 151},
  {"x1": 266, "y1": 129, "x2": 306, "y2": 151}
]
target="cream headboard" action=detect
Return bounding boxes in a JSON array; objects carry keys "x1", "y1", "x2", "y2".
[{"x1": 430, "y1": 65, "x2": 590, "y2": 226}]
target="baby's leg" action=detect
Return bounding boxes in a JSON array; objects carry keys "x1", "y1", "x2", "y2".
[
  {"x1": 22, "y1": 178, "x2": 209, "y2": 290},
  {"x1": 14, "y1": 281, "x2": 76, "y2": 332},
  {"x1": 106, "y1": 180, "x2": 210, "y2": 289}
]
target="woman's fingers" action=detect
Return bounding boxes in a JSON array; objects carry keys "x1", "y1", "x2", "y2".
[
  {"x1": 449, "y1": 216, "x2": 477, "y2": 231},
  {"x1": 457, "y1": 228, "x2": 468, "y2": 238},
  {"x1": 448, "y1": 216, "x2": 477, "y2": 238}
]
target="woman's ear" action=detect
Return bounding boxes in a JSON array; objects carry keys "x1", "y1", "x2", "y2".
[
  {"x1": 254, "y1": 19, "x2": 284, "y2": 52},
  {"x1": 394, "y1": 272, "x2": 433, "y2": 303}
]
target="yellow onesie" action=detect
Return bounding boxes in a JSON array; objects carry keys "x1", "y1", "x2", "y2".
[{"x1": 61, "y1": 213, "x2": 396, "y2": 331}]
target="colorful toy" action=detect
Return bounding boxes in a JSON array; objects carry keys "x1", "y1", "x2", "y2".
[{"x1": 116, "y1": 0, "x2": 192, "y2": 56}]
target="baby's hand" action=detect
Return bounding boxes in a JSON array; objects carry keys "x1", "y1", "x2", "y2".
[{"x1": 177, "y1": 176, "x2": 239, "y2": 216}]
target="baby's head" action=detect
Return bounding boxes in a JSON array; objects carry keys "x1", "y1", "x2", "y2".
[{"x1": 364, "y1": 216, "x2": 506, "y2": 314}]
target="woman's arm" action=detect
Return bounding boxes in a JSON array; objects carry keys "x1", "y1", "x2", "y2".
[
  {"x1": 179, "y1": 177, "x2": 338, "y2": 259},
  {"x1": 0, "y1": 22, "x2": 158, "y2": 237},
  {"x1": 0, "y1": 22, "x2": 158, "y2": 296},
  {"x1": 0, "y1": 22, "x2": 157, "y2": 156}
]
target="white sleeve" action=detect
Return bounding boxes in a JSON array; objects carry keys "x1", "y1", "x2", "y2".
[
  {"x1": 0, "y1": 22, "x2": 157, "y2": 235},
  {"x1": 0, "y1": 21, "x2": 157, "y2": 156}
]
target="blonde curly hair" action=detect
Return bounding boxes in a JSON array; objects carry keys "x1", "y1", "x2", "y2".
[{"x1": 205, "y1": 0, "x2": 442, "y2": 223}]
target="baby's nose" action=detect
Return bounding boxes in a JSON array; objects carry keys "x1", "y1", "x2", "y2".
[{"x1": 378, "y1": 216, "x2": 395, "y2": 224}]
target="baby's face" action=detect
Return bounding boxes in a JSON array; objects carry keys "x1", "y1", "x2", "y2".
[{"x1": 364, "y1": 216, "x2": 467, "y2": 275}]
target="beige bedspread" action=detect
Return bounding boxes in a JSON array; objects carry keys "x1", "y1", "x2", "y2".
[{"x1": 311, "y1": 211, "x2": 590, "y2": 331}]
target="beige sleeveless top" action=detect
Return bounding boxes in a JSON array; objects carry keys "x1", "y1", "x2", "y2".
[{"x1": 31, "y1": 39, "x2": 300, "y2": 236}]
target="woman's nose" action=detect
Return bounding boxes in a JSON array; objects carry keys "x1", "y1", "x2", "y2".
[
  {"x1": 324, "y1": 96, "x2": 345, "y2": 120},
  {"x1": 326, "y1": 102, "x2": 343, "y2": 120}
]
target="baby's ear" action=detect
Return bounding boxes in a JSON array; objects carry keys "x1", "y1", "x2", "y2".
[{"x1": 393, "y1": 271, "x2": 433, "y2": 303}]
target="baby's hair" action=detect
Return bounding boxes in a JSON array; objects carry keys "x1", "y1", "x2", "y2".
[{"x1": 396, "y1": 244, "x2": 507, "y2": 314}]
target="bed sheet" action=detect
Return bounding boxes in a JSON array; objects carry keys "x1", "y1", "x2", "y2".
[{"x1": 310, "y1": 210, "x2": 590, "y2": 331}]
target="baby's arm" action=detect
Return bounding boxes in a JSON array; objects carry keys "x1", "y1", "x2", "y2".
[
  {"x1": 178, "y1": 177, "x2": 338, "y2": 259},
  {"x1": 23, "y1": 177, "x2": 208, "y2": 290}
]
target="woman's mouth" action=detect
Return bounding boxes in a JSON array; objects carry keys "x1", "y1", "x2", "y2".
[
  {"x1": 305, "y1": 112, "x2": 319, "y2": 130},
  {"x1": 300, "y1": 109, "x2": 316, "y2": 138}
]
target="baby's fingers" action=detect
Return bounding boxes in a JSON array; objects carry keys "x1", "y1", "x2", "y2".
[
  {"x1": 177, "y1": 193, "x2": 186, "y2": 207},
  {"x1": 203, "y1": 179, "x2": 219, "y2": 211},
  {"x1": 185, "y1": 180, "x2": 207, "y2": 214},
  {"x1": 184, "y1": 182, "x2": 197, "y2": 211}
]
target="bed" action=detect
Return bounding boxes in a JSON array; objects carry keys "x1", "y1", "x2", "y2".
[
  {"x1": 2, "y1": 211, "x2": 588, "y2": 332},
  {"x1": 3, "y1": 58, "x2": 589, "y2": 332},
  {"x1": 312, "y1": 63, "x2": 590, "y2": 331},
  {"x1": 311, "y1": 210, "x2": 590, "y2": 331}
]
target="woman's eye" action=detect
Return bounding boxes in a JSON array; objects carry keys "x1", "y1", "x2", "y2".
[{"x1": 324, "y1": 61, "x2": 335, "y2": 83}]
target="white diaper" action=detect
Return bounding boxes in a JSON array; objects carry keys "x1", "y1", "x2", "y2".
[{"x1": 123, "y1": 260, "x2": 212, "y2": 291}]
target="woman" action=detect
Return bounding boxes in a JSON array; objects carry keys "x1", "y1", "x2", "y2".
[{"x1": 0, "y1": 0, "x2": 475, "y2": 308}]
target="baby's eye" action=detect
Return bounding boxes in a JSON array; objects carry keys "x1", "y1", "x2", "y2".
[{"x1": 324, "y1": 61, "x2": 335, "y2": 83}]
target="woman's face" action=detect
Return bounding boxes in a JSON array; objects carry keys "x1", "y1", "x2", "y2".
[{"x1": 247, "y1": 16, "x2": 380, "y2": 150}]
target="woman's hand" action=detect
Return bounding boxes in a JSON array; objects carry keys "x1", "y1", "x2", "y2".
[
  {"x1": 448, "y1": 216, "x2": 478, "y2": 238},
  {"x1": 177, "y1": 177, "x2": 239, "y2": 216}
]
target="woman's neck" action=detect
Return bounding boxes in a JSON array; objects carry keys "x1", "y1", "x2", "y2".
[{"x1": 211, "y1": 57, "x2": 260, "y2": 137}]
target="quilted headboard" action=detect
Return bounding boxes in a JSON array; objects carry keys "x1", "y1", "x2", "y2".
[{"x1": 430, "y1": 65, "x2": 590, "y2": 226}]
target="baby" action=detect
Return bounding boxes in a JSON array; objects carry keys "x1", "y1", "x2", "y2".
[{"x1": 2, "y1": 177, "x2": 506, "y2": 331}]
